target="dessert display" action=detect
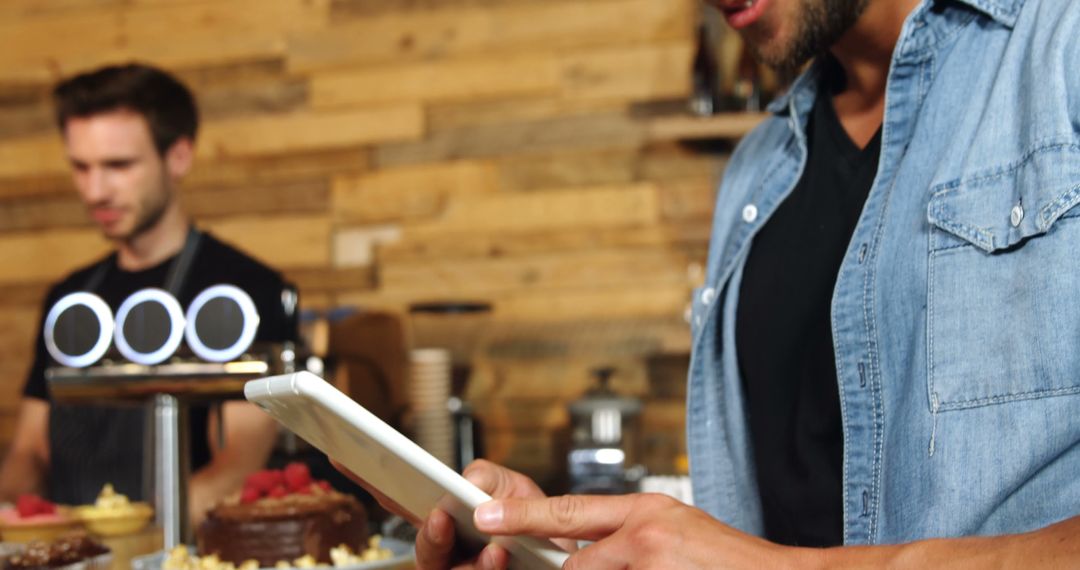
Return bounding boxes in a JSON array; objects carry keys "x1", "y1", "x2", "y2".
[
  {"x1": 196, "y1": 463, "x2": 369, "y2": 567},
  {"x1": 162, "y1": 536, "x2": 394, "y2": 569},
  {"x1": 0, "y1": 495, "x2": 81, "y2": 543},
  {"x1": 73, "y1": 484, "x2": 154, "y2": 537},
  {"x1": 3, "y1": 534, "x2": 111, "y2": 569},
  {"x1": 328, "y1": 538, "x2": 396, "y2": 567}
]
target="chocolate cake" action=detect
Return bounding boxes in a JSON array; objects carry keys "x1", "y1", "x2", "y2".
[{"x1": 196, "y1": 463, "x2": 368, "y2": 566}]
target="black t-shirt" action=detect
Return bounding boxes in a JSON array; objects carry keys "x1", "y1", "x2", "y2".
[
  {"x1": 735, "y1": 58, "x2": 881, "y2": 547},
  {"x1": 23, "y1": 230, "x2": 296, "y2": 504}
]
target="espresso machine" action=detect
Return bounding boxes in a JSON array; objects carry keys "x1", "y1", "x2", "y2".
[
  {"x1": 567, "y1": 367, "x2": 643, "y2": 494},
  {"x1": 43, "y1": 281, "x2": 298, "y2": 548}
]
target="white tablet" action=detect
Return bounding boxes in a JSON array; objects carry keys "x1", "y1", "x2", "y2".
[{"x1": 245, "y1": 372, "x2": 570, "y2": 570}]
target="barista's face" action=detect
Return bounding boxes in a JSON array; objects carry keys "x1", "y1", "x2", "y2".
[
  {"x1": 63, "y1": 109, "x2": 184, "y2": 242},
  {"x1": 709, "y1": 0, "x2": 870, "y2": 70}
]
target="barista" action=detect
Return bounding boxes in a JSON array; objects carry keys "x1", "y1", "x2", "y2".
[{"x1": 0, "y1": 63, "x2": 297, "y2": 524}]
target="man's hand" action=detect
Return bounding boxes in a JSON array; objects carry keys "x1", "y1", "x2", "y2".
[
  {"x1": 473, "y1": 493, "x2": 795, "y2": 570},
  {"x1": 475, "y1": 493, "x2": 1080, "y2": 569},
  {"x1": 189, "y1": 401, "x2": 279, "y2": 525},
  {"x1": 336, "y1": 459, "x2": 574, "y2": 570}
]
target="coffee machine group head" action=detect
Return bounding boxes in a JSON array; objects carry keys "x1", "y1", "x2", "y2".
[{"x1": 567, "y1": 367, "x2": 643, "y2": 494}]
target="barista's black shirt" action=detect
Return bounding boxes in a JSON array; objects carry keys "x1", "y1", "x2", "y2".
[
  {"x1": 23, "y1": 231, "x2": 296, "y2": 505},
  {"x1": 735, "y1": 57, "x2": 881, "y2": 547}
]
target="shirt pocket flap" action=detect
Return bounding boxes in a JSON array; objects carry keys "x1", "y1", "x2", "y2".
[{"x1": 927, "y1": 145, "x2": 1080, "y2": 253}]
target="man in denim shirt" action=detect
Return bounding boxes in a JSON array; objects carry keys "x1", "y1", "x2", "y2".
[{"x1": 348, "y1": 0, "x2": 1080, "y2": 566}]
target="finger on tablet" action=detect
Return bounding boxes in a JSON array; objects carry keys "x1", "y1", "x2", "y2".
[{"x1": 417, "y1": 508, "x2": 458, "y2": 570}]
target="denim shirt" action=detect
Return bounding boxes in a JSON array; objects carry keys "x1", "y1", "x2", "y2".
[{"x1": 687, "y1": 0, "x2": 1080, "y2": 545}]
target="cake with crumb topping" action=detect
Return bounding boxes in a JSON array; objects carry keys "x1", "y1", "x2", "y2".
[{"x1": 195, "y1": 463, "x2": 368, "y2": 566}]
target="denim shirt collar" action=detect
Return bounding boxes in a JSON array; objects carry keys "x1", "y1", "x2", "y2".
[
  {"x1": 765, "y1": 0, "x2": 1027, "y2": 115},
  {"x1": 765, "y1": 58, "x2": 821, "y2": 117},
  {"x1": 955, "y1": 0, "x2": 1026, "y2": 27}
]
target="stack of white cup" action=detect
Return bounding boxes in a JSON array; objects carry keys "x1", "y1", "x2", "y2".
[{"x1": 409, "y1": 348, "x2": 454, "y2": 466}]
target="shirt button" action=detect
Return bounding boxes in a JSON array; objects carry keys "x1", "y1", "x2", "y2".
[
  {"x1": 1010, "y1": 203, "x2": 1024, "y2": 227},
  {"x1": 742, "y1": 204, "x2": 758, "y2": 223},
  {"x1": 700, "y1": 287, "x2": 716, "y2": 306}
]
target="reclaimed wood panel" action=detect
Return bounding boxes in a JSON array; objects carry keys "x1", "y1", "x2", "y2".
[
  {"x1": 283, "y1": 266, "x2": 375, "y2": 294},
  {"x1": 468, "y1": 356, "x2": 648, "y2": 399},
  {"x1": 332, "y1": 225, "x2": 402, "y2": 268},
  {"x1": 0, "y1": 324, "x2": 44, "y2": 451},
  {"x1": 182, "y1": 178, "x2": 330, "y2": 220},
  {"x1": 479, "y1": 317, "x2": 690, "y2": 362},
  {"x1": 655, "y1": 176, "x2": 719, "y2": 222},
  {"x1": 0, "y1": 0, "x2": 125, "y2": 18},
  {"x1": 332, "y1": 160, "x2": 499, "y2": 224},
  {"x1": 335, "y1": 280, "x2": 691, "y2": 323},
  {"x1": 646, "y1": 111, "x2": 768, "y2": 141},
  {"x1": 380, "y1": 247, "x2": 688, "y2": 297},
  {"x1": 0, "y1": 195, "x2": 88, "y2": 233},
  {"x1": 404, "y1": 184, "x2": 660, "y2": 235},
  {"x1": 492, "y1": 284, "x2": 691, "y2": 323},
  {"x1": 0, "y1": 308, "x2": 42, "y2": 362},
  {"x1": 557, "y1": 42, "x2": 694, "y2": 103},
  {"x1": 426, "y1": 96, "x2": 624, "y2": 134},
  {"x1": 494, "y1": 147, "x2": 639, "y2": 192},
  {"x1": 0, "y1": 0, "x2": 328, "y2": 81},
  {"x1": 380, "y1": 225, "x2": 680, "y2": 263},
  {"x1": 0, "y1": 228, "x2": 108, "y2": 285},
  {"x1": 311, "y1": 54, "x2": 558, "y2": 109},
  {"x1": 313, "y1": 41, "x2": 694, "y2": 110},
  {"x1": 185, "y1": 147, "x2": 371, "y2": 190},
  {"x1": 204, "y1": 214, "x2": 332, "y2": 269},
  {"x1": 0, "y1": 135, "x2": 66, "y2": 178},
  {"x1": 642, "y1": 400, "x2": 688, "y2": 430},
  {"x1": 198, "y1": 105, "x2": 424, "y2": 158},
  {"x1": 0, "y1": 106, "x2": 401, "y2": 179},
  {"x1": 481, "y1": 429, "x2": 568, "y2": 486},
  {"x1": 374, "y1": 112, "x2": 645, "y2": 167},
  {"x1": 0, "y1": 99, "x2": 53, "y2": 141},
  {"x1": 176, "y1": 60, "x2": 309, "y2": 121},
  {"x1": 639, "y1": 141, "x2": 729, "y2": 181},
  {"x1": 291, "y1": 0, "x2": 693, "y2": 71},
  {"x1": 0, "y1": 283, "x2": 50, "y2": 310},
  {"x1": 470, "y1": 396, "x2": 568, "y2": 430},
  {"x1": 329, "y1": 0, "x2": 546, "y2": 19}
]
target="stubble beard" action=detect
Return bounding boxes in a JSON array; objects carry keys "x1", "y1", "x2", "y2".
[
  {"x1": 116, "y1": 169, "x2": 172, "y2": 244},
  {"x1": 745, "y1": 0, "x2": 871, "y2": 73}
]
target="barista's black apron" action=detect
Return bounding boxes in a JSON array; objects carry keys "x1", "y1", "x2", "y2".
[{"x1": 47, "y1": 228, "x2": 202, "y2": 504}]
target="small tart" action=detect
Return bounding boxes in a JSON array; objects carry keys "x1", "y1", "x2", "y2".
[{"x1": 73, "y1": 484, "x2": 154, "y2": 537}]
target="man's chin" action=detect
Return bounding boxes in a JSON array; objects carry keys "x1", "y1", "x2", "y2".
[
  {"x1": 738, "y1": 20, "x2": 815, "y2": 72},
  {"x1": 98, "y1": 224, "x2": 132, "y2": 242},
  {"x1": 757, "y1": 45, "x2": 817, "y2": 76}
]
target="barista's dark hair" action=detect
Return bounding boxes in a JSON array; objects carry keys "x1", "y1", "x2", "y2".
[{"x1": 53, "y1": 63, "x2": 198, "y2": 155}]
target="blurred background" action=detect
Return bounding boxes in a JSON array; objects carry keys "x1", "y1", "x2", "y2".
[{"x1": 0, "y1": 0, "x2": 774, "y2": 493}]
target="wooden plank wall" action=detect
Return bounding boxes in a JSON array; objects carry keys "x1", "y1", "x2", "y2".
[{"x1": 0, "y1": 0, "x2": 726, "y2": 486}]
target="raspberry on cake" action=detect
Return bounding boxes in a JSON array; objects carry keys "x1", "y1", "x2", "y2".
[
  {"x1": 0, "y1": 496, "x2": 81, "y2": 544},
  {"x1": 196, "y1": 463, "x2": 368, "y2": 566}
]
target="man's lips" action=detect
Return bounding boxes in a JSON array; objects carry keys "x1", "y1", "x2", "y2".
[
  {"x1": 720, "y1": 0, "x2": 769, "y2": 30},
  {"x1": 91, "y1": 208, "x2": 123, "y2": 224}
]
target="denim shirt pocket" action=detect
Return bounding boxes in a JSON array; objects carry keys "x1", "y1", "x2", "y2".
[{"x1": 925, "y1": 144, "x2": 1080, "y2": 411}]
